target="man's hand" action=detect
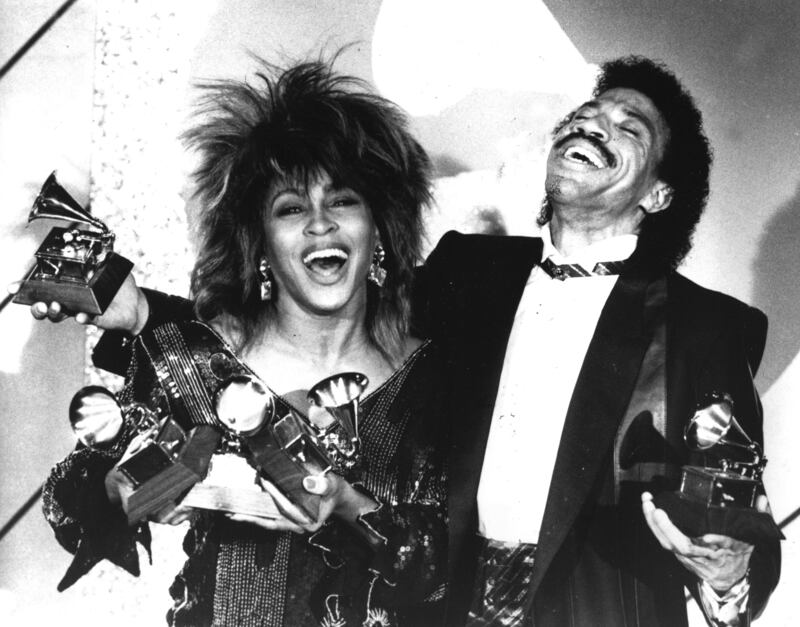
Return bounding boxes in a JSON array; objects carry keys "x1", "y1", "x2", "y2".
[
  {"x1": 642, "y1": 491, "x2": 755, "y2": 591},
  {"x1": 8, "y1": 271, "x2": 148, "y2": 334}
]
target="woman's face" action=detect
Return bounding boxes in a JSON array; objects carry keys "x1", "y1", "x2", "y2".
[{"x1": 263, "y1": 171, "x2": 378, "y2": 318}]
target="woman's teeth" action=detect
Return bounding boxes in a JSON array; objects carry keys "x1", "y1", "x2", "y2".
[{"x1": 303, "y1": 248, "x2": 348, "y2": 273}]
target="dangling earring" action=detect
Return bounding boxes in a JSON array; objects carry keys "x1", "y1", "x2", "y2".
[
  {"x1": 367, "y1": 242, "x2": 387, "y2": 287},
  {"x1": 258, "y1": 256, "x2": 272, "y2": 301}
]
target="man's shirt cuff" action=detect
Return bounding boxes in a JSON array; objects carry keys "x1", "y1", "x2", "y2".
[{"x1": 699, "y1": 574, "x2": 750, "y2": 626}]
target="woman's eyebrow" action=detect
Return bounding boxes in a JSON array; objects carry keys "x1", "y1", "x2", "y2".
[{"x1": 268, "y1": 186, "x2": 305, "y2": 205}]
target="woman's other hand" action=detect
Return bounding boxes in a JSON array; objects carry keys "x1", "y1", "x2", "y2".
[{"x1": 227, "y1": 477, "x2": 325, "y2": 533}]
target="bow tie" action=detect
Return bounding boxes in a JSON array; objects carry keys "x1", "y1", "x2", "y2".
[{"x1": 539, "y1": 257, "x2": 628, "y2": 281}]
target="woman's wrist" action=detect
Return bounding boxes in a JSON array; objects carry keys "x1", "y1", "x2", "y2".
[{"x1": 130, "y1": 287, "x2": 150, "y2": 336}]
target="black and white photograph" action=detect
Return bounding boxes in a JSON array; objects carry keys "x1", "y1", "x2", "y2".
[{"x1": 1, "y1": 1, "x2": 798, "y2": 625}]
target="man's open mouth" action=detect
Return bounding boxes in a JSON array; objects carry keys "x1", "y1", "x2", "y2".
[
  {"x1": 563, "y1": 145, "x2": 608, "y2": 169},
  {"x1": 554, "y1": 132, "x2": 616, "y2": 169},
  {"x1": 302, "y1": 248, "x2": 349, "y2": 274}
]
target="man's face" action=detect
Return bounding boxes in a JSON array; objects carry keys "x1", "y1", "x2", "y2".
[{"x1": 545, "y1": 87, "x2": 672, "y2": 229}]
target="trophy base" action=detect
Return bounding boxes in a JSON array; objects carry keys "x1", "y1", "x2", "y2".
[
  {"x1": 679, "y1": 465, "x2": 759, "y2": 508},
  {"x1": 182, "y1": 483, "x2": 281, "y2": 518},
  {"x1": 118, "y1": 441, "x2": 175, "y2": 486},
  {"x1": 243, "y1": 428, "x2": 323, "y2": 521},
  {"x1": 122, "y1": 425, "x2": 221, "y2": 524},
  {"x1": 13, "y1": 252, "x2": 133, "y2": 315},
  {"x1": 181, "y1": 454, "x2": 280, "y2": 518},
  {"x1": 654, "y1": 491, "x2": 784, "y2": 545},
  {"x1": 653, "y1": 466, "x2": 783, "y2": 544}
]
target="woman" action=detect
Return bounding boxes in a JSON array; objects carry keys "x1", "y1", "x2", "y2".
[{"x1": 43, "y1": 57, "x2": 447, "y2": 627}]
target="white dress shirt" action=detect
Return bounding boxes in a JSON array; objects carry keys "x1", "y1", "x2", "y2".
[{"x1": 476, "y1": 227, "x2": 637, "y2": 543}]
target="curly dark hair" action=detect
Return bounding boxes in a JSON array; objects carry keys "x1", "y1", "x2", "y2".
[
  {"x1": 184, "y1": 55, "x2": 432, "y2": 360},
  {"x1": 544, "y1": 56, "x2": 712, "y2": 271}
]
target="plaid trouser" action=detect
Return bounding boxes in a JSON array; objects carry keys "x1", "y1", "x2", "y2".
[{"x1": 466, "y1": 537, "x2": 537, "y2": 626}]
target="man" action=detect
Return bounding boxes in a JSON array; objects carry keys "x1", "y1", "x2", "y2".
[
  {"x1": 25, "y1": 56, "x2": 779, "y2": 625},
  {"x1": 415, "y1": 56, "x2": 779, "y2": 626}
]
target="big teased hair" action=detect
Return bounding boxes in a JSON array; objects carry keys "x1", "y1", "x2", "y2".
[
  {"x1": 184, "y1": 54, "x2": 432, "y2": 360},
  {"x1": 545, "y1": 56, "x2": 712, "y2": 272}
]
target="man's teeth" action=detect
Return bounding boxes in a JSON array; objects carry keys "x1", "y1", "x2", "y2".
[
  {"x1": 303, "y1": 248, "x2": 348, "y2": 266},
  {"x1": 565, "y1": 147, "x2": 605, "y2": 168}
]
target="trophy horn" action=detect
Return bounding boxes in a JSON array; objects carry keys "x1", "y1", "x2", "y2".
[
  {"x1": 307, "y1": 372, "x2": 368, "y2": 444},
  {"x1": 29, "y1": 171, "x2": 108, "y2": 232},
  {"x1": 69, "y1": 385, "x2": 161, "y2": 448},
  {"x1": 685, "y1": 393, "x2": 761, "y2": 461},
  {"x1": 69, "y1": 386, "x2": 126, "y2": 448},
  {"x1": 214, "y1": 374, "x2": 275, "y2": 437}
]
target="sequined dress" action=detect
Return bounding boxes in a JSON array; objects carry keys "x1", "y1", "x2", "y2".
[{"x1": 42, "y1": 321, "x2": 448, "y2": 626}]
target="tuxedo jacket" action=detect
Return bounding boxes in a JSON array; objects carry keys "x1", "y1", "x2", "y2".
[{"x1": 414, "y1": 231, "x2": 780, "y2": 627}]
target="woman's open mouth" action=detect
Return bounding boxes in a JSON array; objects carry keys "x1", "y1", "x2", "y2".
[{"x1": 302, "y1": 247, "x2": 349, "y2": 277}]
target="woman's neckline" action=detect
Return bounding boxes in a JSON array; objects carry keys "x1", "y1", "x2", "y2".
[{"x1": 198, "y1": 320, "x2": 430, "y2": 417}]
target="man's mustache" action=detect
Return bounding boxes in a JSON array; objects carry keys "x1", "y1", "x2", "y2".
[{"x1": 553, "y1": 130, "x2": 616, "y2": 168}]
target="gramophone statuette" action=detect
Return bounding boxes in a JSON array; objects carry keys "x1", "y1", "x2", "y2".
[
  {"x1": 654, "y1": 392, "x2": 782, "y2": 544},
  {"x1": 13, "y1": 172, "x2": 132, "y2": 314},
  {"x1": 68, "y1": 366, "x2": 371, "y2": 524},
  {"x1": 213, "y1": 371, "x2": 369, "y2": 520},
  {"x1": 308, "y1": 371, "x2": 369, "y2": 472},
  {"x1": 678, "y1": 395, "x2": 763, "y2": 509},
  {"x1": 69, "y1": 385, "x2": 220, "y2": 525}
]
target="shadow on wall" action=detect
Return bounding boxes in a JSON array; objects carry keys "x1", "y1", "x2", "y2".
[
  {"x1": 431, "y1": 154, "x2": 471, "y2": 178},
  {"x1": 753, "y1": 183, "x2": 800, "y2": 389},
  {"x1": 469, "y1": 206, "x2": 507, "y2": 237}
]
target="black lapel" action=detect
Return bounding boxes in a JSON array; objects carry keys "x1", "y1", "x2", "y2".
[{"x1": 529, "y1": 272, "x2": 657, "y2": 596}]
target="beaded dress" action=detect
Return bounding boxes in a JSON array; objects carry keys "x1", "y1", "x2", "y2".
[{"x1": 42, "y1": 321, "x2": 448, "y2": 627}]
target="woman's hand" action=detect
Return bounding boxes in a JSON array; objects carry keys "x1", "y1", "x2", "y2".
[
  {"x1": 225, "y1": 481, "x2": 312, "y2": 533},
  {"x1": 228, "y1": 473, "x2": 378, "y2": 535},
  {"x1": 8, "y1": 272, "x2": 149, "y2": 334}
]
